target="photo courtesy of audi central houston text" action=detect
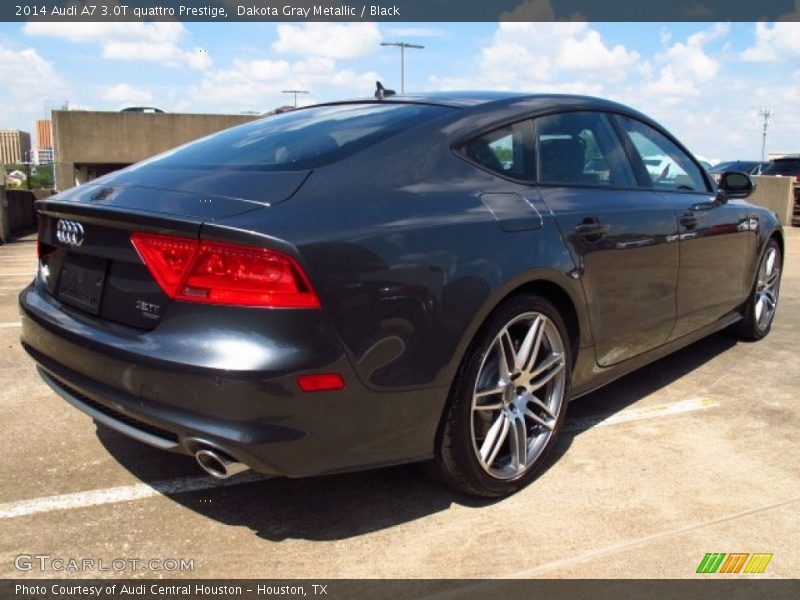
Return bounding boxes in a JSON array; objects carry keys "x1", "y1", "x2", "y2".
[{"x1": 18, "y1": 92, "x2": 783, "y2": 498}]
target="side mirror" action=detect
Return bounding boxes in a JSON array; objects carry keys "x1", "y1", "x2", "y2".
[{"x1": 718, "y1": 171, "x2": 755, "y2": 199}]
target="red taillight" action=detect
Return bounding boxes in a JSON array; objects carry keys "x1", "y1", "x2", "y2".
[
  {"x1": 131, "y1": 232, "x2": 320, "y2": 308},
  {"x1": 131, "y1": 233, "x2": 198, "y2": 296},
  {"x1": 297, "y1": 373, "x2": 345, "y2": 392}
]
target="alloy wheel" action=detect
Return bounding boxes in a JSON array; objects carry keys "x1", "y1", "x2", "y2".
[
  {"x1": 470, "y1": 312, "x2": 566, "y2": 480},
  {"x1": 755, "y1": 245, "x2": 781, "y2": 331}
]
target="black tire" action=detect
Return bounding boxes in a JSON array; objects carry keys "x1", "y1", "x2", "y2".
[
  {"x1": 434, "y1": 294, "x2": 572, "y2": 497},
  {"x1": 731, "y1": 238, "x2": 782, "y2": 341}
]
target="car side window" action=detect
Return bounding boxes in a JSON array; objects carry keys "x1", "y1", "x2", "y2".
[
  {"x1": 615, "y1": 116, "x2": 709, "y2": 193},
  {"x1": 463, "y1": 123, "x2": 527, "y2": 179},
  {"x1": 533, "y1": 111, "x2": 637, "y2": 188}
]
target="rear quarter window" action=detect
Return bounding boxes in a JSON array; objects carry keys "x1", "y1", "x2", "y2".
[{"x1": 461, "y1": 123, "x2": 527, "y2": 179}]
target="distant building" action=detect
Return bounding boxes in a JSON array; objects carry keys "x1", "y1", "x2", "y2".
[
  {"x1": 36, "y1": 119, "x2": 52, "y2": 147},
  {"x1": 0, "y1": 130, "x2": 32, "y2": 164},
  {"x1": 52, "y1": 110, "x2": 261, "y2": 190},
  {"x1": 36, "y1": 119, "x2": 54, "y2": 165},
  {"x1": 38, "y1": 147, "x2": 54, "y2": 165}
]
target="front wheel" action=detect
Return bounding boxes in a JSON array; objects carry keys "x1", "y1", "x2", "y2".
[
  {"x1": 434, "y1": 294, "x2": 571, "y2": 497},
  {"x1": 733, "y1": 239, "x2": 782, "y2": 341}
]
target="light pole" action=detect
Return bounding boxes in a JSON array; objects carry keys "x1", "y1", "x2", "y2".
[
  {"x1": 380, "y1": 42, "x2": 424, "y2": 94},
  {"x1": 758, "y1": 107, "x2": 772, "y2": 161},
  {"x1": 22, "y1": 150, "x2": 34, "y2": 190},
  {"x1": 282, "y1": 89, "x2": 309, "y2": 108}
]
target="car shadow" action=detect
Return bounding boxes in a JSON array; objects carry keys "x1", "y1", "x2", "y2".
[{"x1": 96, "y1": 332, "x2": 737, "y2": 542}]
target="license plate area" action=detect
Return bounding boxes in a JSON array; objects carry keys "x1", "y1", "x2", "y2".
[{"x1": 57, "y1": 254, "x2": 109, "y2": 315}]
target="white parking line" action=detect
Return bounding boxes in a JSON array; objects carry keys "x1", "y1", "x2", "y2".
[
  {"x1": 564, "y1": 397, "x2": 717, "y2": 432},
  {"x1": 422, "y1": 495, "x2": 800, "y2": 597},
  {"x1": 0, "y1": 397, "x2": 718, "y2": 520},
  {"x1": 0, "y1": 322, "x2": 22, "y2": 328},
  {"x1": 0, "y1": 472, "x2": 269, "y2": 519}
]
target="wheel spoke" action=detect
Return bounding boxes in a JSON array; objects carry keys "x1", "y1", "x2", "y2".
[
  {"x1": 766, "y1": 269, "x2": 780, "y2": 287},
  {"x1": 755, "y1": 296, "x2": 765, "y2": 322},
  {"x1": 524, "y1": 406, "x2": 555, "y2": 430},
  {"x1": 475, "y1": 386, "x2": 504, "y2": 398},
  {"x1": 528, "y1": 353, "x2": 565, "y2": 392},
  {"x1": 764, "y1": 291, "x2": 776, "y2": 310},
  {"x1": 527, "y1": 394, "x2": 557, "y2": 423},
  {"x1": 765, "y1": 249, "x2": 776, "y2": 276},
  {"x1": 516, "y1": 316, "x2": 544, "y2": 375},
  {"x1": 474, "y1": 400, "x2": 504, "y2": 411},
  {"x1": 509, "y1": 415, "x2": 528, "y2": 473},
  {"x1": 496, "y1": 329, "x2": 515, "y2": 381},
  {"x1": 480, "y1": 413, "x2": 510, "y2": 466}
]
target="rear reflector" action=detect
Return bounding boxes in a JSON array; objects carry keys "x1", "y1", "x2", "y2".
[
  {"x1": 131, "y1": 232, "x2": 320, "y2": 308},
  {"x1": 297, "y1": 373, "x2": 345, "y2": 392}
]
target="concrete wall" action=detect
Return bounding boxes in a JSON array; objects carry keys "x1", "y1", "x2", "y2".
[
  {"x1": 0, "y1": 178, "x2": 7, "y2": 244},
  {"x1": 751, "y1": 175, "x2": 795, "y2": 226},
  {"x1": 53, "y1": 111, "x2": 261, "y2": 190}
]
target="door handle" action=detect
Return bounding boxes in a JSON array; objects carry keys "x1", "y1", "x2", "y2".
[
  {"x1": 680, "y1": 213, "x2": 698, "y2": 229},
  {"x1": 574, "y1": 220, "x2": 610, "y2": 238}
]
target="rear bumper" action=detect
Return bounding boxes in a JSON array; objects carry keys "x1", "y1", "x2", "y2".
[{"x1": 19, "y1": 282, "x2": 445, "y2": 477}]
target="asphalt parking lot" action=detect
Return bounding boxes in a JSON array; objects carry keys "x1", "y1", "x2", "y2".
[{"x1": 1, "y1": 228, "x2": 798, "y2": 579}]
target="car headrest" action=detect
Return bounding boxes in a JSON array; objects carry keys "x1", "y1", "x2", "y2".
[{"x1": 539, "y1": 138, "x2": 585, "y2": 183}]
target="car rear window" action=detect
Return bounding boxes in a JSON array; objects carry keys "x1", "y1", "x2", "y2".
[
  {"x1": 762, "y1": 159, "x2": 800, "y2": 175},
  {"x1": 139, "y1": 103, "x2": 453, "y2": 171}
]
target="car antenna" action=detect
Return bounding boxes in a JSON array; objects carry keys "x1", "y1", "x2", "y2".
[{"x1": 375, "y1": 81, "x2": 396, "y2": 100}]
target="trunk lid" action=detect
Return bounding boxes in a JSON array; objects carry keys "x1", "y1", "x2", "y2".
[{"x1": 36, "y1": 170, "x2": 309, "y2": 330}]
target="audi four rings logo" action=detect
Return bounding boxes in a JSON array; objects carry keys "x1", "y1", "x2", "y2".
[{"x1": 56, "y1": 220, "x2": 85, "y2": 247}]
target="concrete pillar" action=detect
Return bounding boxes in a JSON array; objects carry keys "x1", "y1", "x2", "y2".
[
  {"x1": 751, "y1": 176, "x2": 794, "y2": 226},
  {"x1": 0, "y1": 164, "x2": 9, "y2": 244}
]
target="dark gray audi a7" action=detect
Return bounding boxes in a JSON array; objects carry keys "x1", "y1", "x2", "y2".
[{"x1": 20, "y1": 92, "x2": 783, "y2": 497}]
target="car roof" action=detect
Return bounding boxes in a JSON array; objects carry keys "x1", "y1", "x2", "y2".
[
  {"x1": 311, "y1": 92, "x2": 663, "y2": 136},
  {"x1": 303, "y1": 91, "x2": 695, "y2": 159},
  {"x1": 314, "y1": 91, "x2": 643, "y2": 112},
  {"x1": 379, "y1": 91, "x2": 530, "y2": 107}
]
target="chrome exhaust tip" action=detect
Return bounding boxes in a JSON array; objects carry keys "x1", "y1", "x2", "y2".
[{"x1": 195, "y1": 448, "x2": 250, "y2": 480}]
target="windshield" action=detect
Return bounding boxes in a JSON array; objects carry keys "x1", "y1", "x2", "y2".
[{"x1": 136, "y1": 103, "x2": 453, "y2": 172}]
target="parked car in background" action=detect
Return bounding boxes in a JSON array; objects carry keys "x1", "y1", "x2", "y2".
[
  {"x1": 760, "y1": 156, "x2": 800, "y2": 225},
  {"x1": 120, "y1": 106, "x2": 165, "y2": 113},
  {"x1": 641, "y1": 154, "x2": 699, "y2": 189},
  {"x1": 761, "y1": 156, "x2": 800, "y2": 180},
  {"x1": 19, "y1": 92, "x2": 785, "y2": 497},
  {"x1": 709, "y1": 160, "x2": 769, "y2": 178}
]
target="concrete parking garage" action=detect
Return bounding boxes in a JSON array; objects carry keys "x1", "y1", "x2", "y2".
[{"x1": 0, "y1": 229, "x2": 798, "y2": 579}]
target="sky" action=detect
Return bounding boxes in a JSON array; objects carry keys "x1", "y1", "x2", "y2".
[{"x1": 1, "y1": 20, "x2": 799, "y2": 162}]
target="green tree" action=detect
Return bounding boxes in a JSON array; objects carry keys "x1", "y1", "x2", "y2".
[{"x1": 30, "y1": 164, "x2": 54, "y2": 190}]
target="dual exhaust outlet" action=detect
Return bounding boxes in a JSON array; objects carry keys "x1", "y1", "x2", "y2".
[{"x1": 194, "y1": 448, "x2": 250, "y2": 480}]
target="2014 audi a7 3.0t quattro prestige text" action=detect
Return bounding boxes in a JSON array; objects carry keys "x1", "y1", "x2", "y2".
[{"x1": 20, "y1": 92, "x2": 783, "y2": 497}]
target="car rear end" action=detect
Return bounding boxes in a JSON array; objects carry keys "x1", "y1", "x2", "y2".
[
  {"x1": 21, "y1": 179, "x2": 363, "y2": 477},
  {"x1": 19, "y1": 101, "x2": 458, "y2": 478}
]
